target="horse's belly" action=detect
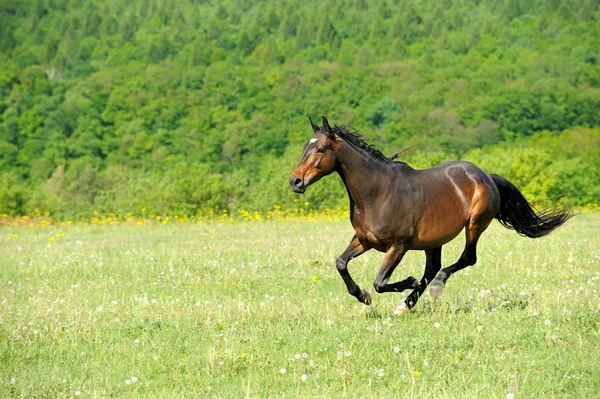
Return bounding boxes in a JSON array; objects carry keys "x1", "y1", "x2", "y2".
[
  {"x1": 413, "y1": 226, "x2": 464, "y2": 250},
  {"x1": 413, "y1": 211, "x2": 465, "y2": 249}
]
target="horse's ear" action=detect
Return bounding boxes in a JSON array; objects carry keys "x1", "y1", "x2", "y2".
[
  {"x1": 322, "y1": 116, "x2": 334, "y2": 138},
  {"x1": 309, "y1": 117, "x2": 320, "y2": 133}
]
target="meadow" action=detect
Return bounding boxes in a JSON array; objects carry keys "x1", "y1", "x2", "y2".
[{"x1": 1, "y1": 211, "x2": 599, "y2": 398}]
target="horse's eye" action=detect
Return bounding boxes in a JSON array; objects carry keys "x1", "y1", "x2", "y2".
[{"x1": 316, "y1": 148, "x2": 325, "y2": 153}]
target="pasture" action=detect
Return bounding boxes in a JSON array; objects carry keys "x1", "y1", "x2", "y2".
[{"x1": 2, "y1": 212, "x2": 599, "y2": 398}]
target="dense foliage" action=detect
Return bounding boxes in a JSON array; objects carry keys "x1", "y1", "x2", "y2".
[{"x1": 1, "y1": 0, "x2": 599, "y2": 217}]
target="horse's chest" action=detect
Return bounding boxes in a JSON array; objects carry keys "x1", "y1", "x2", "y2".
[{"x1": 351, "y1": 212, "x2": 391, "y2": 251}]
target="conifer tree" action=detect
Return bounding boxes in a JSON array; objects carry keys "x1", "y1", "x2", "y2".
[
  {"x1": 119, "y1": 12, "x2": 138, "y2": 43},
  {"x1": 263, "y1": 38, "x2": 283, "y2": 65},
  {"x1": 316, "y1": 14, "x2": 337, "y2": 46},
  {"x1": 265, "y1": 7, "x2": 281, "y2": 34},
  {"x1": 280, "y1": 8, "x2": 299, "y2": 39},
  {"x1": 295, "y1": 18, "x2": 312, "y2": 50},
  {"x1": 237, "y1": 31, "x2": 254, "y2": 56}
]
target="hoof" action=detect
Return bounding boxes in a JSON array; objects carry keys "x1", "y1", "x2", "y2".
[
  {"x1": 429, "y1": 283, "x2": 444, "y2": 297},
  {"x1": 409, "y1": 276, "x2": 421, "y2": 288},
  {"x1": 361, "y1": 290, "x2": 372, "y2": 305},
  {"x1": 393, "y1": 303, "x2": 408, "y2": 316}
]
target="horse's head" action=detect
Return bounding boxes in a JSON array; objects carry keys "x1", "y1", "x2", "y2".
[{"x1": 289, "y1": 116, "x2": 338, "y2": 194}]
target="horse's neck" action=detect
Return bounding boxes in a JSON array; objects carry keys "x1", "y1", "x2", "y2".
[{"x1": 335, "y1": 144, "x2": 393, "y2": 211}]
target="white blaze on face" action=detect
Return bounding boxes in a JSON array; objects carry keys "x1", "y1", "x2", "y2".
[{"x1": 300, "y1": 137, "x2": 319, "y2": 160}]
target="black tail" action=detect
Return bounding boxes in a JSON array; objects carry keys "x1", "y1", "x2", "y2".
[{"x1": 489, "y1": 174, "x2": 572, "y2": 238}]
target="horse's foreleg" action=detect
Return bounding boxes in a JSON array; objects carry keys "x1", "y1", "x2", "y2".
[
  {"x1": 372, "y1": 245, "x2": 419, "y2": 294},
  {"x1": 336, "y1": 235, "x2": 371, "y2": 305},
  {"x1": 401, "y1": 247, "x2": 442, "y2": 311}
]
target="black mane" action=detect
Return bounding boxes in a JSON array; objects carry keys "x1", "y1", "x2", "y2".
[{"x1": 332, "y1": 125, "x2": 398, "y2": 164}]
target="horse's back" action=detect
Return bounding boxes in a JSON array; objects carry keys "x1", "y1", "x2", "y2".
[
  {"x1": 406, "y1": 160, "x2": 500, "y2": 248},
  {"x1": 426, "y1": 161, "x2": 497, "y2": 191}
]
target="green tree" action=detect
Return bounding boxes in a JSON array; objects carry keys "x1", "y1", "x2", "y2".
[
  {"x1": 265, "y1": 7, "x2": 280, "y2": 34},
  {"x1": 316, "y1": 14, "x2": 337, "y2": 46},
  {"x1": 120, "y1": 11, "x2": 138, "y2": 43},
  {"x1": 280, "y1": 8, "x2": 299, "y2": 39},
  {"x1": 295, "y1": 18, "x2": 312, "y2": 50},
  {"x1": 263, "y1": 39, "x2": 283, "y2": 65},
  {"x1": 237, "y1": 31, "x2": 254, "y2": 56}
]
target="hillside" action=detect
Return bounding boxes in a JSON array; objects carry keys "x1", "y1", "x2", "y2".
[{"x1": 1, "y1": 0, "x2": 599, "y2": 217}]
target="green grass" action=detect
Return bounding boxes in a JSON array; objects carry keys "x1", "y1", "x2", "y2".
[{"x1": 1, "y1": 213, "x2": 599, "y2": 398}]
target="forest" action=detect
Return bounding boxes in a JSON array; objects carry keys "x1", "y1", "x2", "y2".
[{"x1": 0, "y1": 0, "x2": 599, "y2": 218}]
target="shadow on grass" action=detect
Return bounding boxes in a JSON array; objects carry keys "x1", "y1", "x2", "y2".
[
  {"x1": 364, "y1": 307, "x2": 385, "y2": 319},
  {"x1": 417, "y1": 291, "x2": 532, "y2": 315}
]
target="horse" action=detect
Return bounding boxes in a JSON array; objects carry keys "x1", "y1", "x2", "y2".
[{"x1": 289, "y1": 116, "x2": 572, "y2": 314}]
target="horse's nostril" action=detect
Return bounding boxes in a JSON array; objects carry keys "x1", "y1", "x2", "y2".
[{"x1": 294, "y1": 178, "x2": 303, "y2": 187}]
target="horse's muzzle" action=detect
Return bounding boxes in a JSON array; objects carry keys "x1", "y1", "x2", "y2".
[{"x1": 289, "y1": 176, "x2": 306, "y2": 193}]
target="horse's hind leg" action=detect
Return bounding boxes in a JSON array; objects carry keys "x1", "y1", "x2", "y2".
[
  {"x1": 398, "y1": 247, "x2": 442, "y2": 313},
  {"x1": 430, "y1": 217, "x2": 492, "y2": 297}
]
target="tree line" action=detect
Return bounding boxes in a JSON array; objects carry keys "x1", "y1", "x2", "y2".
[{"x1": 0, "y1": 0, "x2": 598, "y2": 218}]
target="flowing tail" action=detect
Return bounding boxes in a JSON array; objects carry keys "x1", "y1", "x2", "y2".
[{"x1": 489, "y1": 174, "x2": 572, "y2": 238}]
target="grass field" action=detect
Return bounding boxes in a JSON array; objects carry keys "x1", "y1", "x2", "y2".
[{"x1": 1, "y1": 212, "x2": 599, "y2": 398}]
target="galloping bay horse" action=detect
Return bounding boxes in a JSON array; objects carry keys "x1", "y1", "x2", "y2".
[{"x1": 289, "y1": 117, "x2": 571, "y2": 314}]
